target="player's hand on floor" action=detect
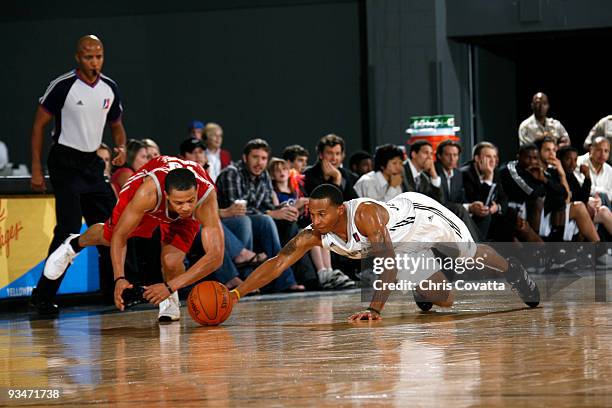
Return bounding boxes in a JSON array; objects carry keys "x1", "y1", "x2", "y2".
[
  {"x1": 114, "y1": 279, "x2": 133, "y2": 311},
  {"x1": 143, "y1": 283, "x2": 171, "y2": 305},
  {"x1": 348, "y1": 309, "x2": 382, "y2": 322}
]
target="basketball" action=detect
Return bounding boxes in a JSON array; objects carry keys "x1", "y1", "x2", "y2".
[{"x1": 187, "y1": 281, "x2": 233, "y2": 326}]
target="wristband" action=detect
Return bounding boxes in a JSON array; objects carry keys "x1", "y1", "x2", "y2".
[
  {"x1": 230, "y1": 289, "x2": 241, "y2": 301},
  {"x1": 114, "y1": 276, "x2": 127, "y2": 284},
  {"x1": 164, "y1": 281, "x2": 174, "y2": 294},
  {"x1": 367, "y1": 306, "x2": 381, "y2": 315}
]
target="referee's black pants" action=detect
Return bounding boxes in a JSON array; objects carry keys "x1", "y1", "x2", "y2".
[{"x1": 35, "y1": 144, "x2": 115, "y2": 302}]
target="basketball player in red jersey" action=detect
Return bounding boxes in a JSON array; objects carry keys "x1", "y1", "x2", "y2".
[{"x1": 43, "y1": 156, "x2": 224, "y2": 322}]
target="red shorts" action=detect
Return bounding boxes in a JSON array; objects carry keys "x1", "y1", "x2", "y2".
[{"x1": 103, "y1": 205, "x2": 200, "y2": 254}]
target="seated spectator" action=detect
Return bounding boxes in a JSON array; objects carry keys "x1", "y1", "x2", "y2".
[
  {"x1": 179, "y1": 138, "x2": 208, "y2": 169},
  {"x1": 303, "y1": 134, "x2": 359, "y2": 287},
  {"x1": 349, "y1": 150, "x2": 373, "y2": 178},
  {"x1": 203, "y1": 122, "x2": 232, "y2": 182},
  {"x1": 577, "y1": 136, "x2": 612, "y2": 206},
  {"x1": 536, "y1": 137, "x2": 599, "y2": 242},
  {"x1": 0, "y1": 140, "x2": 8, "y2": 173},
  {"x1": 559, "y1": 146, "x2": 612, "y2": 237},
  {"x1": 188, "y1": 120, "x2": 205, "y2": 139},
  {"x1": 96, "y1": 143, "x2": 112, "y2": 179},
  {"x1": 304, "y1": 134, "x2": 358, "y2": 201},
  {"x1": 584, "y1": 114, "x2": 612, "y2": 154},
  {"x1": 110, "y1": 139, "x2": 149, "y2": 193},
  {"x1": 433, "y1": 140, "x2": 481, "y2": 241},
  {"x1": 216, "y1": 138, "x2": 305, "y2": 292},
  {"x1": 519, "y1": 92, "x2": 570, "y2": 146},
  {"x1": 354, "y1": 144, "x2": 404, "y2": 201},
  {"x1": 403, "y1": 140, "x2": 443, "y2": 202},
  {"x1": 460, "y1": 142, "x2": 539, "y2": 242},
  {"x1": 142, "y1": 138, "x2": 161, "y2": 159},
  {"x1": 282, "y1": 144, "x2": 310, "y2": 174}
]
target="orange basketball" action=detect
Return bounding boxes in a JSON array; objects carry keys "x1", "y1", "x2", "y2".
[{"x1": 187, "y1": 281, "x2": 233, "y2": 326}]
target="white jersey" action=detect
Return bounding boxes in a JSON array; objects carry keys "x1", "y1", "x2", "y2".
[{"x1": 320, "y1": 192, "x2": 476, "y2": 260}]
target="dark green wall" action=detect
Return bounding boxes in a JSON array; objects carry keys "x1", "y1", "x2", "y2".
[{"x1": 1, "y1": 1, "x2": 364, "y2": 167}]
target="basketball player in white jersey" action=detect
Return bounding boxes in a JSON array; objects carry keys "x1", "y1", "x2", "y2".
[{"x1": 229, "y1": 184, "x2": 540, "y2": 321}]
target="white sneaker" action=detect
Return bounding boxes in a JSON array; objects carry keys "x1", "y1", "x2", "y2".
[
  {"x1": 158, "y1": 291, "x2": 180, "y2": 322},
  {"x1": 318, "y1": 268, "x2": 356, "y2": 290},
  {"x1": 43, "y1": 234, "x2": 80, "y2": 280}
]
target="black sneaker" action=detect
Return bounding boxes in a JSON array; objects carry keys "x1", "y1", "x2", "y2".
[
  {"x1": 29, "y1": 288, "x2": 59, "y2": 316},
  {"x1": 505, "y1": 257, "x2": 540, "y2": 308},
  {"x1": 412, "y1": 288, "x2": 433, "y2": 312}
]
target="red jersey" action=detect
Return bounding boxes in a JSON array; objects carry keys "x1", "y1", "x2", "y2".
[{"x1": 104, "y1": 156, "x2": 215, "y2": 252}]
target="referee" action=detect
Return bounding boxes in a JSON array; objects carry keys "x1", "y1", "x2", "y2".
[{"x1": 29, "y1": 35, "x2": 127, "y2": 315}]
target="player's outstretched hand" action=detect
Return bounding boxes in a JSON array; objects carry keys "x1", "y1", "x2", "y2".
[
  {"x1": 143, "y1": 283, "x2": 171, "y2": 306},
  {"x1": 348, "y1": 309, "x2": 382, "y2": 322},
  {"x1": 114, "y1": 279, "x2": 133, "y2": 311}
]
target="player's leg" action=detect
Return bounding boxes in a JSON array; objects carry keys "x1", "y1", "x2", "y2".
[
  {"x1": 414, "y1": 271, "x2": 454, "y2": 310},
  {"x1": 157, "y1": 243, "x2": 186, "y2": 322},
  {"x1": 474, "y1": 244, "x2": 540, "y2": 307}
]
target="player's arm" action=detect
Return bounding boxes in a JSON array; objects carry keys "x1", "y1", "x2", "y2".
[
  {"x1": 231, "y1": 228, "x2": 321, "y2": 303},
  {"x1": 30, "y1": 106, "x2": 53, "y2": 192},
  {"x1": 111, "y1": 181, "x2": 156, "y2": 310},
  {"x1": 349, "y1": 203, "x2": 395, "y2": 322},
  {"x1": 168, "y1": 190, "x2": 225, "y2": 291},
  {"x1": 109, "y1": 120, "x2": 127, "y2": 166}
]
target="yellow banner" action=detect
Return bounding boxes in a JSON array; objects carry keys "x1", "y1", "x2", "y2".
[{"x1": 0, "y1": 197, "x2": 55, "y2": 287}]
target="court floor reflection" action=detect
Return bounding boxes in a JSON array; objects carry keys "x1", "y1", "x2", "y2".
[{"x1": 0, "y1": 278, "x2": 611, "y2": 407}]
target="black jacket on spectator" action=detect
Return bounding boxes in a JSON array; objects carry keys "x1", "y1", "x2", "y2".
[
  {"x1": 402, "y1": 160, "x2": 443, "y2": 203},
  {"x1": 303, "y1": 161, "x2": 359, "y2": 200},
  {"x1": 435, "y1": 162, "x2": 467, "y2": 204},
  {"x1": 499, "y1": 161, "x2": 546, "y2": 205},
  {"x1": 461, "y1": 161, "x2": 516, "y2": 241},
  {"x1": 567, "y1": 172, "x2": 591, "y2": 204}
]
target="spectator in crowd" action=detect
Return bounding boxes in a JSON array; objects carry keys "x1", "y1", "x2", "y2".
[
  {"x1": 30, "y1": 35, "x2": 126, "y2": 314},
  {"x1": 577, "y1": 136, "x2": 612, "y2": 205},
  {"x1": 403, "y1": 140, "x2": 443, "y2": 202},
  {"x1": 268, "y1": 157, "x2": 319, "y2": 289},
  {"x1": 304, "y1": 134, "x2": 358, "y2": 201},
  {"x1": 536, "y1": 137, "x2": 600, "y2": 242},
  {"x1": 559, "y1": 146, "x2": 612, "y2": 236},
  {"x1": 142, "y1": 138, "x2": 161, "y2": 159},
  {"x1": 203, "y1": 122, "x2": 232, "y2": 182},
  {"x1": 111, "y1": 139, "x2": 149, "y2": 193},
  {"x1": 0, "y1": 140, "x2": 8, "y2": 174},
  {"x1": 303, "y1": 135, "x2": 360, "y2": 286},
  {"x1": 282, "y1": 144, "x2": 310, "y2": 174},
  {"x1": 460, "y1": 142, "x2": 539, "y2": 242},
  {"x1": 433, "y1": 140, "x2": 481, "y2": 241},
  {"x1": 188, "y1": 120, "x2": 205, "y2": 140},
  {"x1": 96, "y1": 143, "x2": 112, "y2": 179},
  {"x1": 216, "y1": 138, "x2": 305, "y2": 292},
  {"x1": 179, "y1": 138, "x2": 207, "y2": 169},
  {"x1": 584, "y1": 114, "x2": 612, "y2": 153},
  {"x1": 354, "y1": 144, "x2": 404, "y2": 202},
  {"x1": 519, "y1": 92, "x2": 570, "y2": 146},
  {"x1": 349, "y1": 150, "x2": 373, "y2": 178}
]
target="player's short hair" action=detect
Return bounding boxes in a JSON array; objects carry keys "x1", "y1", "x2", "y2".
[
  {"x1": 317, "y1": 134, "x2": 345, "y2": 154},
  {"x1": 243, "y1": 138, "x2": 271, "y2": 156},
  {"x1": 557, "y1": 145, "x2": 578, "y2": 161},
  {"x1": 310, "y1": 184, "x2": 344, "y2": 206},
  {"x1": 518, "y1": 143, "x2": 538, "y2": 156},
  {"x1": 282, "y1": 144, "x2": 309, "y2": 162},
  {"x1": 409, "y1": 140, "x2": 432, "y2": 155},
  {"x1": 436, "y1": 139, "x2": 462, "y2": 159},
  {"x1": 165, "y1": 168, "x2": 197, "y2": 193},
  {"x1": 374, "y1": 144, "x2": 403, "y2": 172},
  {"x1": 591, "y1": 136, "x2": 611, "y2": 148},
  {"x1": 472, "y1": 141, "x2": 497, "y2": 158}
]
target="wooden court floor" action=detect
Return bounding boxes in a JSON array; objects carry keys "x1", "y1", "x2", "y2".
[{"x1": 1, "y1": 276, "x2": 611, "y2": 407}]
